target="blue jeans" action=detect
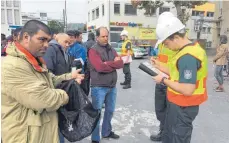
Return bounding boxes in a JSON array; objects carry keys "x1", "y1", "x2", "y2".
[
  {"x1": 59, "y1": 130, "x2": 65, "y2": 143},
  {"x1": 214, "y1": 65, "x2": 224, "y2": 85},
  {"x1": 91, "y1": 87, "x2": 117, "y2": 142}
]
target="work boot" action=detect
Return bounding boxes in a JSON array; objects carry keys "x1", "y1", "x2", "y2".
[
  {"x1": 123, "y1": 84, "x2": 131, "y2": 89},
  {"x1": 150, "y1": 130, "x2": 162, "y2": 141},
  {"x1": 120, "y1": 81, "x2": 127, "y2": 85},
  {"x1": 103, "y1": 131, "x2": 120, "y2": 139}
]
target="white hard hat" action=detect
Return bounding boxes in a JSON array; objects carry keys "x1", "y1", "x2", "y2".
[
  {"x1": 155, "y1": 16, "x2": 185, "y2": 48},
  {"x1": 157, "y1": 12, "x2": 175, "y2": 24},
  {"x1": 120, "y1": 30, "x2": 128, "y2": 36}
]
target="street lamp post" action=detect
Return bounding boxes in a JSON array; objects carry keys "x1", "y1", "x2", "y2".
[{"x1": 65, "y1": 0, "x2": 67, "y2": 31}]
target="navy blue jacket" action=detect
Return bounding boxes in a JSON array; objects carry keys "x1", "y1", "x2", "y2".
[{"x1": 43, "y1": 40, "x2": 73, "y2": 75}]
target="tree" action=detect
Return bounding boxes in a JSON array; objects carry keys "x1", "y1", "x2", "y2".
[
  {"x1": 84, "y1": 23, "x2": 87, "y2": 32},
  {"x1": 131, "y1": 0, "x2": 207, "y2": 24},
  {"x1": 48, "y1": 20, "x2": 64, "y2": 34}
]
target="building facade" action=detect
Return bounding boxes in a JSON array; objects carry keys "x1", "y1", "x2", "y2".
[
  {"x1": 187, "y1": 2, "x2": 215, "y2": 48},
  {"x1": 87, "y1": 0, "x2": 176, "y2": 43},
  {"x1": 220, "y1": 1, "x2": 229, "y2": 38},
  {"x1": 1, "y1": 0, "x2": 22, "y2": 36},
  {"x1": 211, "y1": 1, "x2": 229, "y2": 48},
  {"x1": 22, "y1": 12, "x2": 48, "y2": 25},
  {"x1": 87, "y1": 0, "x2": 215, "y2": 47}
]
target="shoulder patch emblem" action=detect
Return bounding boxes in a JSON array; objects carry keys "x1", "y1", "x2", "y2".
[{"x1": 184, "y1": 70, "x2": 192, "y2": 79}]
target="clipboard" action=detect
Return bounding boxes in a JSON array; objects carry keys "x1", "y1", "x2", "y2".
[
  {"x1": 138, "y1": 62, "x2": 169, "y2": 78},
  {"x1": 121, "y1": 56, "x2": 132, "y2": 64}
]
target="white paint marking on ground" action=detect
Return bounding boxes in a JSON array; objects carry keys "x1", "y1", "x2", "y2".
[
  {"x1": 140, "y1": 128, "x2": 151, "y2": 137},
  {"x1": 111, "y1": 105, "x2": 159, "y2": 137}
]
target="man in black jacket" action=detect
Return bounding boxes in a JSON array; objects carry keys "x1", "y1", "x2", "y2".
[
  {"x1": 43, "y1": 33, "x2": 73, "y2": 76},
  {"x1": 84, "y1": 32, "x2": 96, "y2": 52},
  {"x1": 43, "y1": 33, "x2": 73, "y2": 143},
  {"x1": 82, "y1": 32, "x2": 96, "y2": 96}
]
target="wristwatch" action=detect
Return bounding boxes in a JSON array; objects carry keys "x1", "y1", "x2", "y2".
[{"x1": 161, "y1": 77, "x2": 167, "y2": 85}]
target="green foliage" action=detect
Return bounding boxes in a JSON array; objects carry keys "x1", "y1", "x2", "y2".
[
  {"x1": 84, "y1": 23, "x2": 87, "y2": 32},
  {"x1": 48, "y1": 20, "x2": 64, "y2": 34}
]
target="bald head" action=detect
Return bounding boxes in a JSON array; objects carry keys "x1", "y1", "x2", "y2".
[{"x1": 55, "y1": 33, "x2": 71, "y2": 50}]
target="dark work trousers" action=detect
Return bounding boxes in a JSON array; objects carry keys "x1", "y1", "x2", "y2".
[
  {"x1": 155, "y1": 84, "x2": 167, "y2": 131},
  {"x1": 123, "y1": 63, "x2": 131, "y2": 84},
  {"x1": 163, "y1": 102, "x2": 199, "y2": 143},
  {"x1": 80, "y1": 62, "x2": 90, "y2": 96}
]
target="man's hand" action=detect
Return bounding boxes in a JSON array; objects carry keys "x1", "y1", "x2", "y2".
[
  {"x1": 151, "y1": 57, "x2": 160, "y2": 69},
  {"x1": 114, "y1": 56, "x2": 121, "y2": 61},
  {"x1": 71, "y1": 69, "x2": 85, "y2": 84},
  {"x1": 63, "y1": 95, "x2": 69, "y2": 105},
  {"x1": 152, "y1": 73, "x2": 164, "y2": 84}
]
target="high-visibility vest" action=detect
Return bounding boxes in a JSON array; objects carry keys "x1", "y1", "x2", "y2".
[
  {"x1": 157, "y1": 44, "x2": 176, "y2": 66},
  {"x1": 167, "y1": 43, "x2": 208, "y2": 107},
  {"x1": 121, "y1": 39, "x2": 133, "y2": 56}
]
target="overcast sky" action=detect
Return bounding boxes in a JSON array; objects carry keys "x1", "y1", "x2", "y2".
[{"x1": 21, "y1": 0, "x2": 87, "y2": 23}]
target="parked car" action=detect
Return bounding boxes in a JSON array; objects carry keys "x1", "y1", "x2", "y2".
[
  {"x1": 110, "y1": 42, "x2": 147, "y2": 59},
  {"x1": 138, "y1": 44, "x2": 151, "y2": 56}
]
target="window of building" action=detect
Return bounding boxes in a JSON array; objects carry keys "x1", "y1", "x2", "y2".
[
  {"x1": 1, "y1": 1, "x2": 5, "y2": 6},
  {"x1": 202, "y1": 27, "x2": 206, "y2": 33},
  {"x1": 102, "y1": 4, "x2": 104, "y2": 16},
  {"x1": 92, "y1": 10, "x2": 95, "y2": 20},
  {"x1": 40, "y1": 12, "x2": 47, "y2": 17},
  {"x1": 13, "y1": 0, "x2": 19, "y2": 7},
  {"x1": 110, "y1": 27, "x2": 124, "y2": 31},
  {"x1": 159, "y1": 7, "x2": 170, "y2": 15},
  {"x1": 125, "y1": 4, "x2": 137, "y2": 15},
  {"x1": 199, "y1": 11, "x2": 204, "y2": 16},
  {"x1": 145, "y1": 7, "x2": 156, "y2": 16},
  {"x1": 22, "y1": 15, "x2": 28, "y2": 19},
  {"x1": 22, "y1": 20, "x2": 27, "y2": 25},
  {"x1": 206, "y1": 41, "x2": 212, "y2": 47},
  {"x1": 6, "y1": 1, "x2": 12, "y2": 7},
  {"x1": 96, "y1": 7, "x2": 99, "y2": 19},
  {"x1": 7, "y1": 9, "x2": 13, "y2": 24},
  {"x1": 192, "y1": 10, "x2": 204, "y2": 16},
  {"x1": 192, "y1": 11, "x2": 196, "y2": 16},
  {"x1": 207, "y1": 27, "x2": 211, "y2": 33},
  {"x1": 110, "y1": 32, "x2": 122, "y2": 42},
  {"x1": 88, "y1": 12, "x2": 90, "y2": 21},
  {"x1": 114, "y1": 3, "x2": 120, "y2": 14},
  {"x1": 1, "y1": 9, "x2": 5, "y2": 24},
  {"x1": 207, "y1": 12, "x2": 214, "y2": 17},
  {"x1": 14, "y1": 9, "x2": 20, "y2": 25}
]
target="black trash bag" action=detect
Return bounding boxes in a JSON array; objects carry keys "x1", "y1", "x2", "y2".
[{"x1": 56, "y1": 79, "x2": 100, "y2": 142}]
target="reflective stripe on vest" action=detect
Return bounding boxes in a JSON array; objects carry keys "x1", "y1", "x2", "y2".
[
  {"x1": 121, "y1": 39, "x2": 133, "y2": 56},
  {"x1": 157, "y1": 44, "x2": 176, "y2": 65},
  {"x1": 167, "y1": 43, "x2": 208, "y2": 106}
]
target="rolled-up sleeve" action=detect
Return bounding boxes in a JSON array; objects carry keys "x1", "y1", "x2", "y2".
[
  {"x1": 125, "y1": 42, "x2": 131, "y2": 50},
  {"x1": 177, "y1": 54, "x2": 199, "y2": 84}
]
